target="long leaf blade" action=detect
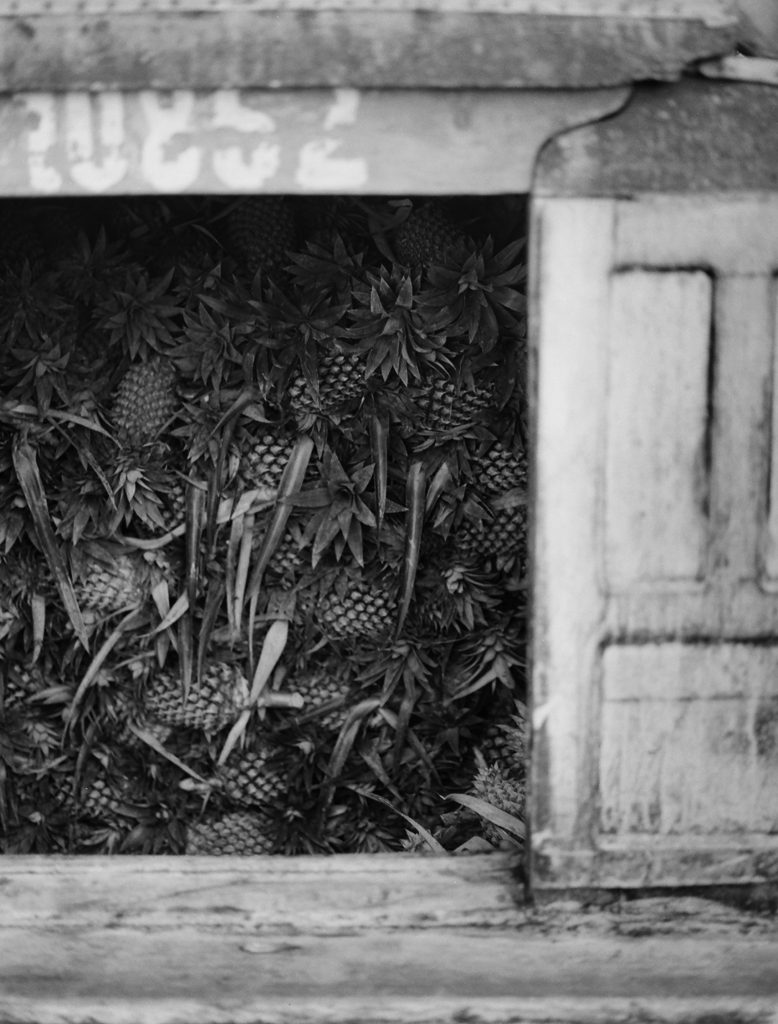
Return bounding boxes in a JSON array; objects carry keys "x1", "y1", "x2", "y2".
[
  {"x1": 246, "y1": 434, "x2": 314, "y2": 603},
  {"x1": 12, "y1": 436, "x2": 90, "y2": 650},
  {"x1": 395, "y1": 459, "x2": 426, "y2": 638}
]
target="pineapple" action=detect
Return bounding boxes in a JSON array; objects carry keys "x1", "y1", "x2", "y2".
[
  {"x1": 1, "y1": 665, "x2": 34, "y2": 714},
  {"x1": 73, "y1": 551, "x2": 154, "y2": 616},
  {"x1": 394, "y1": 203, "x2": 464, "y2": 270},
  {"x1": 292, "y1": 663, "x2": 352, "y2": 730},
  {"x1": 412, "y1": 561, "x2": 502, "y2": 635},
  {"x1": 287, "y1": 349, "x2": 366, "y2": 416},
  {"x1": 215, "y1": 749, "x2": 286, "y2": 809},
  {"x1": 471, "y1": 762, "x2": 526, "y2": 846},
  {"x1": 50, "y1": 765, "x2": 142, "y2": 824},
  {"x1": 186, "y1": 811, "x2": 278, "y2": 854},
  {"x1": 316, "y1": 576, "x2": 395, "y2": 643},
  {"x1": 420, "y1": 377, "x2": 497, "y2": 434},
  {"x1": 457, "y1": 504, "x2": 527, "y2": 560},
  {"x1": 237, "y1": 430, "x2": 297, "y2": 491},
  {"x1": 476, "y1": 442, "x2": 528, "y2": 495},
  {"x1": 255, "y1": 519, "x2": 308, "y2": 580},
  {"x1": 111, "y1": 358, "x2": 177, "y2": 445},
  {"x1": 111, "y1": 689, "x2": 172, "y2": 750},
  {"x1": 0, "y1": 594, "x2": 19, "y2": 639},
  {"x1": 226, "y1": 197, "x2": 296, "y2": 278},
  {"x1": 142, "y1": 661, "x2": 249, "y2": 731},
  {"x1": 158, "y1": 474, "x2": 188, "y2": 534},
  {"x1": 478, "y1": 708, "x2": 528, "y2": 780}
]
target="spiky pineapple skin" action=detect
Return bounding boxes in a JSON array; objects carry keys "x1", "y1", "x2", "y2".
[
  {"x1": 288, "y1": 350, "x2": 366, "y2": 415},
  {"x1": 477, "y1": 443, "x2": 528, "y2": 495},
  {"x1": 479, "y1": 722, "x2": 527, "y2": 779},
  {"x1": 457, "y1": 505, "x2": 527, "y2": 559},
  {"x1": 471, "y1": 763, "x2": 525, "y2": 846},
  {"x1": 215, "y1": 750, "x2": 285, "y2": 809},
  {"x1": 421, "y1": 378, "x2": 496, "y2": 433},
  {"x1": 227, "y1": 197, "x2": 296, "y2": 277},
  {"x1": 142, "y1": 661, "x2": 249, "y2": 731},
  {"x1": 238, "y1": 431, "x2": 296, "y2": 490},
  {"x1": 317, "y1": 579, "x2": 394, "y2": 642},
  {"x1": 0, "y1": 596, "x2": 19, "y2": 638},
  {"x1": 74, "y1": 553, "x2": 151, "y2": 615},
  {"x1": 293, "y1": 666, "x2": 351, "y2": 730},
  {"x1": 395, "y1": 204, "x2": 462, "y2": 269},
  {"x1": 50, "y1": 769, "x2": 140, "y2": 823},
  {"x1": 112, "y1": 358, "x2": 177, "y2": 445},
  {"x1": 186, "y1": 811, "x2": 277, "y2": 854}
]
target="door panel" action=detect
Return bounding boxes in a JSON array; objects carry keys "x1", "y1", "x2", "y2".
[{"x1": 531, "y1": 194, "x2": 778, "y2": 888}]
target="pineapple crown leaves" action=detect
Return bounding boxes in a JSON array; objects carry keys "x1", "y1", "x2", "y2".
[
  {"x1": 0, "y1": 268, "x2": 73, "y2": 352},
  {"x1": 446, "y1": 621, "x2": 526, "y2": 702},
  {"x1": 293, "y1": 450, "x2": 377, "y2": 567},
  {"x1": 413, "y1": 560, "x2": 503, "y2": 635},
  {"x1": 341, "y1": 265, "x2": 448, "y2": 386},
  {"x1": 106, "y1": 456, "x2": 175, "y2": 534},
  {"x1": 170, "y1": 303, "x2": 252, "y2": 390},
  {"x1": 6, "y1": 330, "x2": 74, "y2": 413},
  {"x1": 286, "y1": 234, "x2": 366, "y2": 306},
  {"x1": 95, "y1": 267, "x2": 183, "y2": 359},
  {"x1": 55, "y1": 228, "x2": 130, "y2": 307},
  {"x1": 263, "y1": 281, "x2": 351, "y2": 351},
  {"x1": 419, "y1": 237, "x2": 527, "y2": 350}
]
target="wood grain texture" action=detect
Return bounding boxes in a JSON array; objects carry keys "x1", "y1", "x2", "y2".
[
  {"x1": 0, "y1": 857, "x2": 776, "y2": 1024},
  {"x1": 531, "y1": 192, "x2": 778, "y2": 888},
  {"x1": 0, "y1": 6, "x2": 736, "y2": 91},
  {"x1": 600, "y1": 643, "x2": 778, "y2": 836},
  {"x1": 604, "y1": 269, "x2": 712, "y2": 589},
  {"x1": 0, "y1": 853, "x2": 524, "y2": 931},
  {"x1": 0, "y1": 87, "x2": 628, "y2": 196},
  {"x1": 535, "y1": 80, "x2": 778, "y2": 197},
  {"x1": 530, "y1": 197, "x2": 615, "y2": 845}
]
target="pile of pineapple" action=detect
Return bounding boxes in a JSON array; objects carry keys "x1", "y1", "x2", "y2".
[{"x1": 0, "y1": 193, "x2": 528, "y2": 855}]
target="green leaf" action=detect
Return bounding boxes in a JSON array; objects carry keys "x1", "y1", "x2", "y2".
[
  {"x1": 246, "y1": 434, "x2": 315, "y2": 601},
  {"x1": 448, "y1": 792, "x2": 526, "y2": 841},
  {"x1": 12, "y1": 435, "x2": 89, "y2": 650},
  {"x1": 396, "y1": 459, "x2": 426, "y2": 638}
]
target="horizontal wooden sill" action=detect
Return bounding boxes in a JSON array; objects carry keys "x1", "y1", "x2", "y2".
[{"x1": 1, "y1": 853, "x2": 777, "y2": 1024}]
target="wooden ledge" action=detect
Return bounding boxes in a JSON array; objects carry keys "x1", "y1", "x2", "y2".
[
  {"x1": 1, "y1": 855, "x2": 777, "y2": 1023},
  {"x1": 0, "y1": 1, "x2": 737, "y2": 91}
]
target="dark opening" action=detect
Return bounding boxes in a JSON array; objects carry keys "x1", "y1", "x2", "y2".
[{"x1": 0, "y1": 193, "x2": 529, "y2": 856}]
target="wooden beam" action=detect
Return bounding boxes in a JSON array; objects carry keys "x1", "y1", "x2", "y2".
[
  {"x1": 0, "y1": 2, "x2": 737, "y2": 91},
  {"x1": 0, "y1": 854, "x2": 526, "y2": 931},
  {"x1": 535, "y1": 79, "x2": 778, "y2": 196},
  {"x1": 0, "y1": 857, "x2": 777, "y2": 1024},
  {"x1": 0, "y1": 87, "x2": 628, "y2": 196}
]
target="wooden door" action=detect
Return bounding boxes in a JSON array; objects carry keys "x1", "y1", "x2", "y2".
[{"x1": 530, "y1": 79, "x2": 778, "y2": 889}]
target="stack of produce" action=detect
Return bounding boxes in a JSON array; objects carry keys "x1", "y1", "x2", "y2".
[{"x1": 0, "y1": 194, "x2": 528, "y2": 855}]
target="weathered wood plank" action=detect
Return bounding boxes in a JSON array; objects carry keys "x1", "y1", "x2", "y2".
[
  {"x1": 0, "y1": 853, "x2": 524, "y2": 931},
  {"x1": 0, "y1": 3, "x2": 736, "y2": 91},
  {"x1": 0, "y1": 87, "x2": 628, "y2": 196},
  {"x1": 604, "y1": 269, "x2": 712, "y2": 590},
  {"x1": 1, "y1": 921, "x2": 777, "y2": 1023},
  {"x1": 530, "y1": 197, "x2": 614, "y2": 845},
  {"x1": 534, "y1": 836, "x2": 778, "y2": 889},
  {"x1": 600, "y1": 643, "x2": 778, "y2": 836},
  {"x1": 531, "y1": 194, "x2": 778, "y2": 889},
  {"x1": 535, "y1": 80, "x2": 778, "y2": 196}
]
